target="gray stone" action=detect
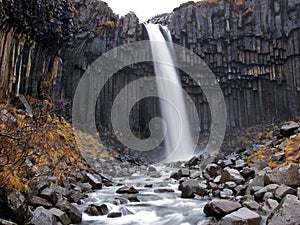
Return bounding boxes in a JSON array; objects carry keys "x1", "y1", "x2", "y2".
[
  {"x1": 84, "y1": 173, "x2": 102, "y2": 189},
  {"x1": 220, "y1": 188, "x2": 234, "y2": 199},
  {"x1": 49, "y1": 208, "x2": 71, "y2": 225},
  {"x1": 220, "y1": 168, "x2": 245, "y2": 185},
  {"x1": 280, "y1": 123, "x2": 299, "y2": 137},
  {"x1": 56, "y1": 199, "x2": 82, "y2": 223},
  {"x1": 7, "y1": 189, "x2": 31, "y2": 224},
  {"x1": 154, "y1": 188, "x2": 175, "y2": 193},
  {"x1": 243, "y1": 200, "x2": 260, "y2": 210},
  {"x1": 179, "y1": 168, "x2": 190, "y2": 177},
  {"x1": 274, "y1": 184, "x2": 296, "y2": 200},
  {"x1": 268, "y1": 195, "x2": 300, "y2": 224},
  {"x1": 28, "y1": 207, "x2": 57, "y2": 225},
  {"x1": 203, "y1": 199, "x2": 242, "y2": 218},
  {"x1": 29, "y1": 196, "x2": 53, "y2": 208},
  {"x1": 205, "y1": 163, "x2": 220, "y2": 177},
  {"x1": 265, "y1": 164, "x2": 300, "y2": 186},
  {"x1": 262, "y1": 199, "x2": 279, "y2": 214},
  {"x1": 219, "y1": 207, "x2": 261, "y2": 225},
  {"x1": 263, "y1": 192, "x2": 274, "y2": 200}
]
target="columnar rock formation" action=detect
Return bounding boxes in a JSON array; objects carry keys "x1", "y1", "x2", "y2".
[{"x1": 0, "y1": 0, "x2": 299, "y2": 133}]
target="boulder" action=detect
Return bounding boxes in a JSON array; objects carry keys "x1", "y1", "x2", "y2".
[
  {"x1": 265, "y1": 164, "x2": 300, "y2": 186},
  {"x1": 280, "y1": 123, "x2": 299, "y2": 137},
  {"x1": 7, "y1": 189, "x2": 31, "y2": 224},
  {"x1": 268, "y1": 195, "x2": 300, "y2": 225},
  {"x1": 203, "y1": 199, "x2": 242, "y2": 218},
  {"x1": 28, "y1": 196, "x2": 53, "y2": 208},
  {"x1": 116, "y1": 186, "x2": 139, "y2": 194},
  {"x1": 55, "y1": 199, "x2": 82, "y2": 223},
  {"x1": 220, "y1": 189, "x2": 234, "y2": 199},
  {"x1": 220, "y1": 168, "x2": 245, "y2": 185},
  {"x1": 107, "y1": 212, "x2": 122, "y2": 218},
  {"x1": 0, "y1": 218, "x2": 17, "y2": 225},
  {"x1": 84, "y1": 206, "x2": 100, "y2": 216},
  {"x1": 84, "y1": 173, "x2": 102, "y2": 189},
  {"x1": 274, "y1": 184, "x2": 296, "y2": 200},
  {"x1": 219, "y1": 207, "x2": 261, "y2": 225},
  {"x1": 242, "y1": 200, "x2": 260, "y2": 210},
  {"x1": 262, "y1": 199, "x2": 279, "y2": 214},
  {"x1": 179, "y1": 169, "x2": 190, "y2": 177},
  {"x1": 28, "y1": 207, "x2": 57, "y2": 225},
  {"x1": 205, "y1": 163, "x2": 220, "y2": 177},
  {"x1": 48, "y1": 208, "x2": 71, "y2": 225}
]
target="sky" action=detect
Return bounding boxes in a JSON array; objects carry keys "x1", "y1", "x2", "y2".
[{"x1": 103, "y1": 0, "x2": 193, "y2": 22}]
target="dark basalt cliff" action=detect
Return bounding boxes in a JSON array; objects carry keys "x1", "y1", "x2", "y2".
[{"x1": 0, "y1": 0, "x2": 299, "y2": 133}]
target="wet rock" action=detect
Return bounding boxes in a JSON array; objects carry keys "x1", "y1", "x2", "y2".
[
  {"x1": 265, "y1": 163, "x2": 300, "y2": 186},
  {"x1": 95, "y1": 204, "x2": 109, "y2": 215},
  {"x1": 170, "y1": 171, "x2": 181, "y2": 180},
  {"x1": 107, "y1": 212, "x2": 122, "y2": 218},
  {"x1": 154, "y1": 188, "x2": 175, "y2": 193},
  {"x1": 188, "y1": 156, "x2": 200, "y2": 167},
  {"x1": 194, "y1": 183, "x2": 209, "y2": 197},
  {"x1": 120, "y1": 206, "x2": 134, "y2": 216},
  {"x1": 40, "y1": 187, "x2": 61, "y2": 205},
  {"x1": 181, "y1": 184, "x2": 195, "y2": 198},
  {"x1": 218, "y1": 159, "x2": 234, "y2": 168},
  {"x1": 219, "y1": 207, "x2": 261, "y2": 225},
  {"x1": 268, "y1": 195, "x2": 300, "y2": 224},
  {"x1": 84, "y1": 173, "x2": 102, "y2": 190},
  {"x1": 48, "y1": 208, "x2": 71, "y2": 225},
  {"x1": 7, "y1": 189, "x2": 31, "y2": 224},
  {"x1": 28, "y1": 207, "x2": 57, "y2": 225},
  {"x1": 196, "y1": 217, "x2": 217, "y2": 225},
  {"x1": 116, "y1": 186, "x2": 139, "y2": 194},
  {"x1": 56, "y1": 199, "x2": 82, "y2": 223},
  {"x1": 113, "y1": 197, "x2": 130, "y2": 205},
  {"x1": 274, "y1": 184, "x2": 296, "y2": 200},
  {"x1": 147, "y1": 166, "x2": 157, "y2": 172},
  {"x1": 220, "y1": 168, "x2": 245, "y2": 185},
  {"x1": 203, "y1": 199, "x2": 242, "y2": 218},
  {"x1": 84, "y1": 205, "x2": 99, "y2": 216}
]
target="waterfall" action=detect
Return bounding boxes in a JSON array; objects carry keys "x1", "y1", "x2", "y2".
[{"x1": 145, "y1": 23, "x2": 194, "y2": 162}]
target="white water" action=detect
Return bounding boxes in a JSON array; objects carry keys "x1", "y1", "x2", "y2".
[{"x1": 145, "y1": 23, "x2": 194, "y2": 162}]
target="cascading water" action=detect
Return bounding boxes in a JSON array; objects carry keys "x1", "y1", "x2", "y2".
[{"x1": 145, "y1": 23, "x2": 194, "y2": 162}]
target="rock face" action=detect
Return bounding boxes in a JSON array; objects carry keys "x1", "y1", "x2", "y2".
[{"x1": 0, "y1": 0, "x2": 299, "y2": 133}]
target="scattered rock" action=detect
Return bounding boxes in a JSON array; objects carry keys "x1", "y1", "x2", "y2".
[
  {"x1": 280, "y1": 123, "x2": 299, "y2": 137},
  {"x1": 116, "y1": 186, "x2": 139, "y2": 194},
  {"x1": 48, "y1": 208, "x2": 71, "y2": 225},
  {"x1": 220, "y1": 168, "x2": 245, "y2": 185},
  {"x1": 56, "y1": 199, "x2": 82, "y2": 224},
  {"x1": 7, "y1": 189, "x2": 31, "y2": 224},
  {"x1": 205, "y1": 164, "x2": 220, "y2": 177},
  {"x1": 243, "y1": 200, "x2": 260, "y2": 210},
  {"x1": 84, "y1": 173, "x2": 102, "y2": 190},
  {"x1": 265, "y1": 163, "x2": 300, "y2": 186},
  {"x1": 28, "y1": 207, "x2": 57, "y2": 225},
  {"x1": 274, "y1": 184, "x2": 296, "y2": 200},
  {"x1": 107, "y1": 212, "x2": 122, "y2": 218},
  {"x1": 28, "y1": 196, "x2": 53, "y2": 208},
  {"x1": 219, "y1": 207, "x2": 261, "y2": 225},
  {"x1": 268, "y1": 195, "x2": 300, "y2": 224},
  {"x1": 203, "y1": 199, "x2": 242, "y2": 218}
]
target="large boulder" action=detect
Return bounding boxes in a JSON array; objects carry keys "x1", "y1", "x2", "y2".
[
  {"x1": 219, "y1": 207, "x2": 261, "y2": 225},
  {"x1": 28, "y1": 207, "x2": 57, "y2": 225},
  {"x1": 7, "y1": 189, "x2": 31, "y2": 224},
  {"x1": 48, "y1": 208, "x2": 71, "y2": 225},
  {"x1": 55, "y1": 199, "x2": 82, "y2": 223},
  {"x1": 84, "y1": 173, "x2": 102, "y2": 190},
  {"x1": 265, "y1": 163, "x2": 300, "y2": 186},
  {"x1": 203, "y1": 199, "x2": 242, "y2": 218},
  {"x1": 268, "y1": 194, "x2": 300, "y2": 225},
  {"x1": 220, "y1": 168, "x2": 245, "y2": 185}
]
